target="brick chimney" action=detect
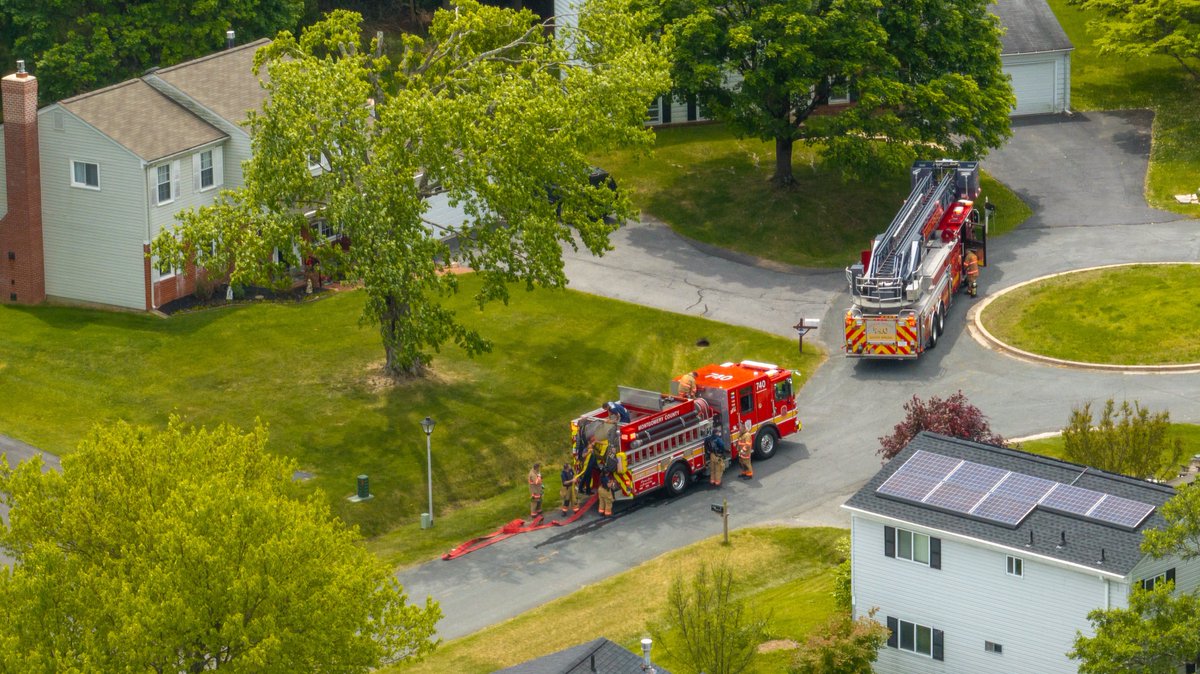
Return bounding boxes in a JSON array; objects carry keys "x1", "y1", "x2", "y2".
[{"x1": 0, "y1": 60, "x2": 45, "y2": 304}]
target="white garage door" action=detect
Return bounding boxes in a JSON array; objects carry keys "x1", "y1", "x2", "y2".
[{"x1": 1006, "y1": 60, "x2": 1057, "y2": 116}]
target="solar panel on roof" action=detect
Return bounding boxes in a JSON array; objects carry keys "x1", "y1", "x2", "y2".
[
  {"x1": 1089, "y1": 494, "x2": 1156, "y2": 529},
  {"x1": 987, "y1": 472, "x2": 1057, "y2": 504},
  {"x1": 970, "y1": 493, "x2": 1039, "y2": 527},
  {"x1": 923, "y1": 462, "x2": 1008, "y2": 511},
  {"x1": 900, "y1": 450, "x2": 963, "y2": 478},
  {"x1": 878, "y1": 470, "x2": 945, "y2": 502},
  {"x1": 1041, "y1": 483, "x2": 1105, "y2": 515}
]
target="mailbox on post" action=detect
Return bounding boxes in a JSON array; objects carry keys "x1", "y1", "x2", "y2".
[{"x1": 794, "y1": 318, "x2": 821, "y2": 353}]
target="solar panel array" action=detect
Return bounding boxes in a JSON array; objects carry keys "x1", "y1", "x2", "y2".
[{"x1": 876, "y1": 450, "x2": 1156, "y2": 529}]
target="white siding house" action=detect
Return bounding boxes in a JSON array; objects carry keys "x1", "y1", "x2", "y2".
[
  {"x1": 0, "y1": 39, "x2": 270, "y2": 311},
  {"x1": 994, "y1": 0, "x2": 1073, "y2": 116},
  {"x1": 845, "y1": 432, "x2": 1200, "y2": 674}
]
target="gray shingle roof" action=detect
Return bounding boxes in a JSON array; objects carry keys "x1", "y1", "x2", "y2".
[
  {"x1": 844, "y1": 432, "x2": 1174, "y2": 576},
  {"x1": 495, "y1": 637, "x2": 672, "y2": 674},
  {"x1": 58, "y1": 79, "x2": 226, "y2": 162},
  {"x1": 992, "y1": 0, "x2": 1074, "y2": 55},
  {"x1": 153, "y1": 38, "x2": 271, "y2": 127}
]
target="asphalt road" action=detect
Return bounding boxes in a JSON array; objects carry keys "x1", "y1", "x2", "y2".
[{"x1": 397, "y1": 111, "x2": 1200, "y2": 641}]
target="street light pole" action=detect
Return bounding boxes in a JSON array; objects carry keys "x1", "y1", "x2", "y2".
[{"x1": 421, "y1": 416, "x2": 436, "y2": 527}]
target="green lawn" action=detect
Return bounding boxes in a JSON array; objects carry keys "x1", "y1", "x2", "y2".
[
  {"x1": 597, "y1": 124, "x2": 1030, "y2": 269},
  {"x1": 0, "y1": 279, "x2": 820, "y2": 566},
  {"x1": 1020, "y1": 424, "x2": 1200, "y2": 473},
  {"x1": 980, "y1": 264, "x2": 1200, "y2": 365},
  {"x1": 387, "y1": 527, "x2": 845, "y2": 674},
  {"x1": 1047, "y1": 0, "x2": 1200, "y2": 214}
]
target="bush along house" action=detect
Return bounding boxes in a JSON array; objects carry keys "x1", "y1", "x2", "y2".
[{"x1": 843, "y1": 431, "x2": 1199, "y2": 674}]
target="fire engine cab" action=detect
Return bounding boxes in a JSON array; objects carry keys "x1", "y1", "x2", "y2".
[{"x1": 570, "y1": 360, "x2": 801, "y2": 500}]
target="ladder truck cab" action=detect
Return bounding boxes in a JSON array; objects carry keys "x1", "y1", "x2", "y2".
[
  {"x1": 570, "y1": 361, "x2": 801, "y2": 499},
  {"x1": 844, "y1": 160, "x2": 993, "y2": 359}
]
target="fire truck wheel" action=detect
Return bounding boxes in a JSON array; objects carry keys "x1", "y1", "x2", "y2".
[
  {"x1": 928, "y1": 315, "x2": 939, "y2": 349},
  {"x1": 936, "y1": 306, "x2": 945, "y2": 335},
  {"x1": 665, "y1": 462, "x2": 690, "y2": 497},
  {"x1": 753, "y1": 427, "x2": 780, "y2": 460}
]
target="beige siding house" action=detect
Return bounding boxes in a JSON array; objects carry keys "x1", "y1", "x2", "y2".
[{"x1": 0, "y1": 39, "x2": 269, "y2": 311}]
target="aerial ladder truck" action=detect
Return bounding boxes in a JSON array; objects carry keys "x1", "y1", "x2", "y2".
[{"x1": 843, "y1": 160, "x2": 993, "y2": 359}]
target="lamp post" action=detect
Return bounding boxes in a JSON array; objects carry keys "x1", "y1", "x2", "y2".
[{"x1": 420, "y1": 416, "x2": 436, "y2": 528}]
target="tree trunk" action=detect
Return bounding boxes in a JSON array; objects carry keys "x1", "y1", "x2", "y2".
[
  {"x1": 381, "y1": 293, "x2": 426, "y2": 378},
  {"x1": 772, "y1": 137, "x2": 795, "y2": 186}
]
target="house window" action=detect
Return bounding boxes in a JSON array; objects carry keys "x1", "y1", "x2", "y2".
[
  {"x1": 646, "y1": 96, "x2": 661, "y2": 124},
  {"x1": 156, "y1": 164, "x2": 173, "y2": 205},
  {"x1": 985, "y1": 641, "x2": 1003, "y2": 654},
  {"x1": 828, "y1": 76, "x2": 851, "y2": 104},
  {"x1": 1141, "y1": 568, "x2": 1176, "y2": 591},
  {"x1": 313, "y1": 217, "x2": 338, "y2": 241},
  {"x1": 1006, "y1": 555, "x2": 1023, "y2": 577},
  {"x1": 199, "y1": 150, "x2": 215, "y2": 190},
  {"x1": 884, "y1": 526, "x2": 941, "y2": 568},
  {"x1": 71, "y1": 161, "x2": 99, "y2": 189},
  {"x1": 156, "y1": 257, "x2": 179, "y2": 280},
  {"x1": 898, "y1": 529, "x2": 930, "y2": 565},
  {"x1": 886, "y1": 617, "x2": 943, "y2": 660}
]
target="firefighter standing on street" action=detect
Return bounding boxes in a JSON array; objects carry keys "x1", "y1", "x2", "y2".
[
  {"x1": 598, "y1": 471, "x2": 616, "y2": 517},
  {"x1": 560, "y1": 462, "x2": 579, "y2": 514},
  {"x1": 736, "y1": 422, "x2": 754, "y2": 479},
  {"x1": 528, "y1": 463, "x2": 544, "y2": 518},
  {"x1": 965, "y1": 249, "x2": 980, "y2": 297},
  {"x1": 678, "y1": 370, "x2": 698, "y2": 399},
  {"x1": 705, "y1": 425, "x2": 728, "y2": 486}
]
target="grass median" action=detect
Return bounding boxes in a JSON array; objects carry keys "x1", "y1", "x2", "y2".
[
  {"x1": 386, "y1": 527, "x2": 846, "y2": 674},
  {"x1": 597, "y1": 124, "x2": 1030, "y2": 269},
  {"x1": 980, "y1": 264, "x2": 1200, "y2": 365},
  {"x1": 0, "y1": 277, "x2": 820, "y2": 566},
  {"x1": 1047, "y1": 0, "x2": 1200, "y2": 215}
]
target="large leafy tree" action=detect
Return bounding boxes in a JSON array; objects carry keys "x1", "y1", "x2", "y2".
[
  {"x1": 155, "y1": 4, "x2": 669, "y2": 377},
  {"x1": 658, "y1": 0, "x2": 1013, "y2": 185},
  {"x1": 1062, "y1": 399, "x2": 1184, "y2": 480},
  {"x1": 1068, "y1": 0, "x2": 1200, "y2": 83},
  {"x1": 1070, "y1": 482, "x2": 1200, "y2": 673},
  {"x1": 0, "y1": 418, "x2": 441, "y2": 672},
  {"x1": 878, "y1": 391, "x2": 1006, "y2": 461},
  {"x1": 0, "y1": 0, "x2": 305, "y2": 103}
]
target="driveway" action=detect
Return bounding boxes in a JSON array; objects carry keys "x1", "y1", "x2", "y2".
[{"x1": 985, "y1": 110, "x2": 1180, "y2": 228}]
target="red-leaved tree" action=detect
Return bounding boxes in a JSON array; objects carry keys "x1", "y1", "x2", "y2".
[{"x1": 878, "y1": 391, "x2": 1006, "y2": 461}]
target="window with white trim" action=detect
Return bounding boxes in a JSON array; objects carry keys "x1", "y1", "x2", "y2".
[
  {"x1": 985, "y1": 640, "x2": 1003, "y2": 654},
  {"x1": 646, "y1": 96, "x2": 661, "y2": 123},
  {"x1": 1006, "y1": 555, "x2": 1023, "y2": 577},
  {"x1": 155, "y1": 257, "x2": 179, "y2": 280},
  {"x1": 1141, "y1": 568, "x2": 1175, "y2": 591},
  {"x1": 199, "y1": 150, "x2": 215, "y2": 190},
  {"x1": 883, "y1": 525, "x2": 941, "y2": 569},
  {"x1": 71, "y1": 161, "x2": 99, "y2": 189},
  {"x1": 313, "y1": 217, "x2": 338, "y2": 241},
  {"x1": 155, "y1": 163, "x2": 179, "y2": 205},
  {"x1": 886, "y1": 616, "x2": 943, "y2": 660}
]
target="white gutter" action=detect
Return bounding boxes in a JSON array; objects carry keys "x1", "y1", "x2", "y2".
[
  {"x1": 1002, "y1": 47, "x2": 1075, "y2": 57},
  {"x1": 844, "y1": 506, "x2": 1128, "y2": 581}
]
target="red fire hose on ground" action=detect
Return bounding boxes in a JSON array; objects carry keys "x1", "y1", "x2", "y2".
[{"x1": 441, "y1": 493, "x2": 599, "y2": 561}]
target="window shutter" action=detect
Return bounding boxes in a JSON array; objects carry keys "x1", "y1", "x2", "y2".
[
  {"x1": 172, "y1": 160, "x2": 181, "y2": 198},
  {"x1": 886, "y1": 617, "x2": 898, "y2": 648},
  {"x1": 1167, "y1": 568, "x2": 1177, "y2": 586},
  {"x1": 930, "y1": 537, "x2": 941, "y2": 569},
  {"x1": 661, "y1": 96, "x2": 672, "y2": 124},
  {"x1": 933, "y1": 629, "x2": 944, "y2": 661},
  {"x1": 686, "y1": 95, "x2": 698, "y2": 122},
  {"x1": 214, "y1": 146, "x2": 224, "y2": 187},
  {"x1": 884, "y1": 526, "x2": 895, "y2": 558},
  {"x1": 1141, "y1": 579, "x2": 1151, "y2": 591},
  {"x1": 192, "y1": 154, "x2": 201, "y2": 191}
]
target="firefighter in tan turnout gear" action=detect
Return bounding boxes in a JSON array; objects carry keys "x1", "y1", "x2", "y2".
[{"x1": 736, "y1": 422, "x2": 754, "y2": 479}]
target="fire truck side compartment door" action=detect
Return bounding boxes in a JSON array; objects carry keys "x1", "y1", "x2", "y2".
[{"x1": 754, "y1": 379, "x2": 771, "y2": 417}]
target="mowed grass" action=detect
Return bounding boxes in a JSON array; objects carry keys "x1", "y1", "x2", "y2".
[
  {"x1": 0, "y1": 278, "x2": 820, "y2": 566},
  {"x1": 981, "y1": 264, "x2": 1200, "y2": 365},
  {"x1": 386, "y1": 527, "x2": 846, "y2": 674},
  {"x1": 1047, "y1": 0, "x2": 1200, "y2": 214},
  {"x1": 1020, "y1": 424, "x2": 1200, "y2": 474},
  {"x1": 598, "y1": 124, "x2": 1030, "y2": 269}
]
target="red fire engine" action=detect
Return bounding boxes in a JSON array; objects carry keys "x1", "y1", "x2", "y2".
[
  {"x1": 843, "y1": 160, "x2": 993, "y2": 359},
  {"x1": 570, "y1": 360, "x2": 801, "y2": 499}
]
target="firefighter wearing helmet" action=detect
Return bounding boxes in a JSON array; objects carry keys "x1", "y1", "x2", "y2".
[
  {"x1": 737, "y1": 421, "x2": 754, "y2": 479},
  {"x1": 964, "y1": 249, "x2": 981, "y2": 297}
]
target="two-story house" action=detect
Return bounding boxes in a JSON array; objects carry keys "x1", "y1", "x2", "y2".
[
  {"x1": 844, "y1": 431, "x2": 1199, "y2": 673},
  {"x1": 0, "y1": 37, "x2": 269, "y2": 311}
]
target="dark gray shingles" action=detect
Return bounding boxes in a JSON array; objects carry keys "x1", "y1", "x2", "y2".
[
  {"x1": 495, "y1": 637, "x2": 671, "y2": 674},
  {"x1": 992, "y1": 0, "x2": 1074, "y2": 55},
  {"x1": 845, "y1": 432, "x2": 1173, "y2": 576}
]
